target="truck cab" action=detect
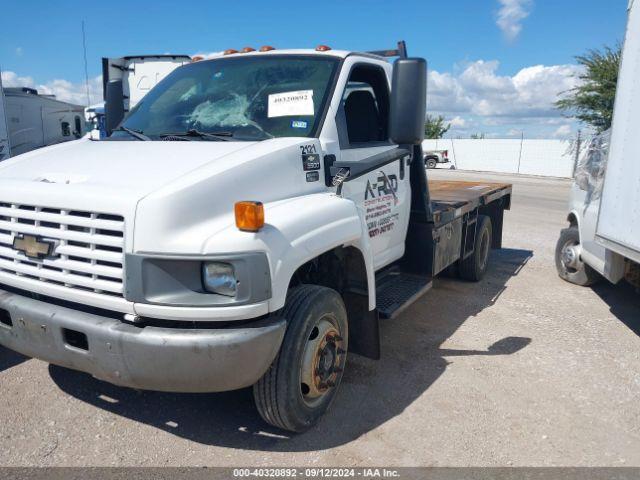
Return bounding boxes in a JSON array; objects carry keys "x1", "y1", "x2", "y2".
[{"x1": 0, "y1": 43, "x2": 511, "y2": 432}]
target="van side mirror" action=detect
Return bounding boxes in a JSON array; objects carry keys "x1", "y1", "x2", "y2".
[
  {"x1": 389, "y1": 58, "x2": 427, "y2": 145},
  {"x1": 105, "y1": 80, "x2": 125, "y2": 136}
]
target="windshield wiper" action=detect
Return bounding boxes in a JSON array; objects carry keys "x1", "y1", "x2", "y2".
[
  {"x1": 114, "y1": 126, "x2": 151, "y2": 141},
  {"x1": 159, "y1": 129, "x2": 233, "y2": 141}
]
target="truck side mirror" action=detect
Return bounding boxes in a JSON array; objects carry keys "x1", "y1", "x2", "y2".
[
  {"x1": 389, "y1": 58, "x2": 427, "y2": 145},
  {"x1": 105, "y1": 80, "x2": 125, "y2": 136}
]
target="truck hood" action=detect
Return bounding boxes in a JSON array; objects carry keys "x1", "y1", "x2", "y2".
[{"x1": 0, "y1": 138, "x2": 257, "y2": 196}]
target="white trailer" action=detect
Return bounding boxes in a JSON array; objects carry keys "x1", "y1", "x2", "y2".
[
  {"x1": 595, "y1": 0, "x2": 640, "y2": 268},
  {"x1": 0, "y1": 87, "x2": 86, "y2": 158},
  {"x1": 102, "y1": 55, "x2": 191, "y2": 133},
  {"x1": 556, "y1": 0, "x2": 640, "y2": 288}
]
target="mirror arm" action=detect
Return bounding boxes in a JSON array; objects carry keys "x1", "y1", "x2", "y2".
[{"x1": 330, "y1": 148, "x2": 411, "y2": 195}]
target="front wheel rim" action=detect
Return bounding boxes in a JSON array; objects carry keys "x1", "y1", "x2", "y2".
[
  {"x1": 560, "y1": 240, "x2": 582, "y2": 273},
  {"x1": 299, "y1": 316, "x2": 346, "y2": 407}
]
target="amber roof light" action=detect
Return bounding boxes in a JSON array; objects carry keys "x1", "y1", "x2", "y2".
[
  {"x1": 223, "y1": 49, "x2": 239, "y2": 55},
  {"x1": 241, "y1": 47, "x2": 256, "y2": 53},
  {"x1": 315, "y1": 45, "x2": 331, "y2": 51},
  {"x1": 259, "y1": 45, "x2": 275, "y2": 52}
]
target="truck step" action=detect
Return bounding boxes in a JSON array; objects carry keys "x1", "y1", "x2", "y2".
[{"x1": 375, "y1": 271, "x2": 432, "y2": 319}]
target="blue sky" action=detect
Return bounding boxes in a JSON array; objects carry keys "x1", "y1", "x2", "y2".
[{"x1": 0, "y1": 0, "x2": 629, "y2": 138}]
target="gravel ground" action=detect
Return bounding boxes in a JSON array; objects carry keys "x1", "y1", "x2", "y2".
[{"x1": 1, "y1": 170, "x2": 639, "y2": 467}]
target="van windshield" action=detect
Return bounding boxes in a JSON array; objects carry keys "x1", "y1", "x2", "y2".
[{"x1": 116, "y1": 55, "x2": 339, "y2": 141}]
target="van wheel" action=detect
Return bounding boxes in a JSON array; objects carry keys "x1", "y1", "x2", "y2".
[
  {"x1": 459, "y1": 215, "x2": 492, "y2": 281},
  {"x1": 253, "y1": 285, "x2": 348, "y2": 432},
  {"x1": 555, "y1": 226, "x2": 599, "y2": 286},
  {"x1": 426, "y1": 158, "x2": 437, "y2": 169}
]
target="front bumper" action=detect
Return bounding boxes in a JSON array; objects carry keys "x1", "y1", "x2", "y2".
[{"x1": 0, "y1": 288, "x2": 286, "y2": 392}]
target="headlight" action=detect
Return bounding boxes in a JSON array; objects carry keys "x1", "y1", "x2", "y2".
[{"x1": 202, "y1": 262, "x2": 237, "y2": 297}]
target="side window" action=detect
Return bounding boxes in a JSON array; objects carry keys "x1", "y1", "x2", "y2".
[
  {"x1": 340, "y1": 64, "x2": 390, "y2": 147},
  {"x1": 61, "y1": 121, "x2": 71, "y2": 137},
  {"x1": 74, "y1": 116, "x2": 82, "y2": 137}
]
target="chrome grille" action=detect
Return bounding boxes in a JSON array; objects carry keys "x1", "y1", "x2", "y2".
[{"x1": 0, "y1": 202, "x2": 125, "y2": 297}]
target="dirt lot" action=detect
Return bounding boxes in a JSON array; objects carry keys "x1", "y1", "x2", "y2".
[{"x1": 1, "y1": 170, "x2": 639, "y2": 467}]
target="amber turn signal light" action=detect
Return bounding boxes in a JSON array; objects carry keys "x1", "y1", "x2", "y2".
[{"x1": 235, "y1": 201, "x2": 265, "y2": 232}]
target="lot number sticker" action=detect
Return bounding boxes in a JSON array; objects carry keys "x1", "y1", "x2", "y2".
[{"x1": 268, "y1": 90, "x2": 314, "y2": 117}]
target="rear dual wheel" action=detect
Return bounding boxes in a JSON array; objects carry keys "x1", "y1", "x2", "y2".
[
  {"x1": 459, "y1": 215, "x2": 492, "y2": 281},
  {"x1": 254, "y1": 285, "x2": 348, "y2": 432}
]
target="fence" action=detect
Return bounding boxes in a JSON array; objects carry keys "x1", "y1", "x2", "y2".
[{"x1": 422, "y1": 139, "x2": 577, "y2": 178}]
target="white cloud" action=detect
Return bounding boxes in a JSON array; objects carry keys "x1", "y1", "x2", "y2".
[
  {"x1": 449, "y1": 116, "x2": 466, "y2": 128},
  {"x1": 496, "y1": 0, "x2": 533, "y2": 41},
  {"x1": 1, "y1": 71, "x2": 102, "y2": 106},
  {"x1": 192, "y1": 51, "x2": 223, "y2": 59},
  {"x1": 15, "y1": 47, "x2": 23, "y2": 57},
  {"x1": 427, "y1": 59, "x2": 583, "y2": 137},
  {"x1": 552, "y1": 124, "x2": 572, "y2": 138}
]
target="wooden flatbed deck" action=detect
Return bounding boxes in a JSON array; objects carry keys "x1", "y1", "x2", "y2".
[{"x1": 427, "y1": 179, "x2": 512, "y2": 224}]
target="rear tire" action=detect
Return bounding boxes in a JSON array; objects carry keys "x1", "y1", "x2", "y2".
[
  {"x1": 253, "y1": 285, "x2": 348, "y2": 432},
  {"x1": 555, "y1": 226, "x2": 600, "y2": 286},
  {"x1": 426, "y1": 158, "x2": 437, "y2": 169},
  {"x1": 459, "y1": 215, "x2": 492, "y2": 281}
]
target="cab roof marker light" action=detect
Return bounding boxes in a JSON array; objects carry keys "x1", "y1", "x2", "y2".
[
  {"x1": 315, "y1": 45, "x2": 331, "y2": 51},
  {"x1": 241, "y1": 47, "x2": 256, "y2": 53},
  {"x1": 223, "y1": 49, "x2": 239, "y2": 55},
  {"x1": 191, "y1": 55, "x2": 204, "y2": 62},
  {"x1": 259, "y1": 45, "x2": 275, "y2": 52}
]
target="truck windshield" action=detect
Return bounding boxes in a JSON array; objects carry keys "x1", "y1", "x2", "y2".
[{"x1": 116, "y1": 55, "x2": 340, "y2": 141}]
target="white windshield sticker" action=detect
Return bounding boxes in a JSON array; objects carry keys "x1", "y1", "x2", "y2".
[{"x1": 268, "y1": 90, "x2": 314, "y2": 118}]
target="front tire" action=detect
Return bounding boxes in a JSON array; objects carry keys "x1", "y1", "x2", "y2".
[
  {"x1": 426, "y1": 158, "x2": 437, "y2": 169},
  {"x1": 253, "y1": 285, "x2": 348, "y2": 432},
  {"x1": 555, "y1": 226, "x2": 600, "y2": 286}
]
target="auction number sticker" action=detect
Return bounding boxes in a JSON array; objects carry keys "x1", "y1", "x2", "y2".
[{"x1": 268, "y1": 90, "x2": 314, "y2": 117}]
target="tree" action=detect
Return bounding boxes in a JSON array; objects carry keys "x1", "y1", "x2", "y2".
[
  {"x1": 424, "y1": 114, "x2": 451, "y2": 139},
  {"x1": 556, "y1": 44, "x2": 621, "y2": 132}
]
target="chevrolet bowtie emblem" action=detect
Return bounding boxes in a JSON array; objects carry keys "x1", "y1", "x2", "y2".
[{"x1": 13, "y1": 234, "x2": 55, "y2": 260}]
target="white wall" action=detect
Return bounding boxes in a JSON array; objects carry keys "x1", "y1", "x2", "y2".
[{"x1": 423, "y1": 139, "x2": 575, "y2": 178}]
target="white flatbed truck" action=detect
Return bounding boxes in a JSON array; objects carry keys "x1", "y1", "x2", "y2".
[
  {"x1": 556, "y1": 1, "x2": 640, "y2": 289},
  {"x1": 0, "y1": 42, "x2": 511, "y2": 432}
]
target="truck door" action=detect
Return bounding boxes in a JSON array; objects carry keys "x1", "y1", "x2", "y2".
[{"x1": 336, "y1": 63, "x2": 411, "y2": 269}]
